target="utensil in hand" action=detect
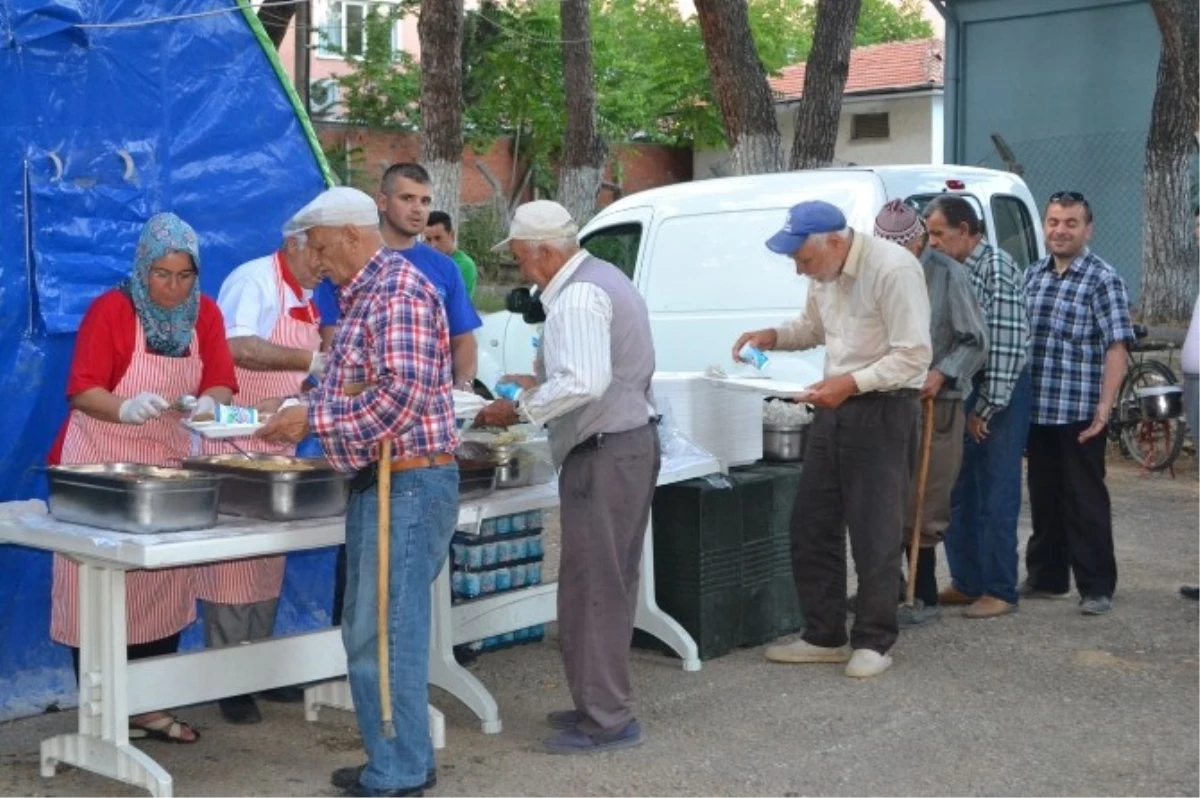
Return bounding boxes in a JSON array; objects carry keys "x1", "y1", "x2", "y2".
[
  {"x1": 225, "y1": 438, "x2": 255, "y2": 459},
  {"x1": 172, "y1": 394, "x2": 198, "y2": 413}
]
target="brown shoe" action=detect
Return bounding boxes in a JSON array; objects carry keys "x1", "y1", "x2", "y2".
[
  {"x1": 962, "y1": 596, "x2": 1018, "y2": 619},
  {"x1": 938, "y1": 585, "x2": 979, "y2": 605}
]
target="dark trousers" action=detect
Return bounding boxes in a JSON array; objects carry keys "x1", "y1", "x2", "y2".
[
  {"x1": 1025, "y1": 421, "x2": 1117, "y2": 598},
  {"x1": 558, "y1": 424, "x2": 661, "y2": 737},
  {"x1": 71, "y1": 632, "x2": 182, "y2": 684},
  {"x1": 792, "y1": 392, "x2": 920, "y2": 654}
]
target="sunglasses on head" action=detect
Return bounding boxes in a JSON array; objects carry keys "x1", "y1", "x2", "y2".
[{"x1": 1049, "y1": 191, "x2": 1089, "y2": 206}]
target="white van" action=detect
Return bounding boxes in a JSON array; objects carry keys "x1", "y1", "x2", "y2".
[{"x1": 475, "y1": 165, "x2": 1045, "y2": 391}]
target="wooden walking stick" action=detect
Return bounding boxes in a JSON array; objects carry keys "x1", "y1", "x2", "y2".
[
  {"x1": 905, "y1": 396, "x2": 936, "y2": 608},
  {"x1": 377, "y1": 437, "x2": 395, "y2": 738}
]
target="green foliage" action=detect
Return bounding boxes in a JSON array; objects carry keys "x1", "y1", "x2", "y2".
[
  {"x1": 456, "y1": 203, "x2": 512, "y2": 282},
  {"x1": 328, "y1": 4, "x2": 422, "y2": 129},
  {"x1": 850, "y1": 0, "x2": 935, "y2": 47}
]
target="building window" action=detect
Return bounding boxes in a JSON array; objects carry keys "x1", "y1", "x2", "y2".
[
  {"x1": 850, "y1": 112, "x2": 890, "y2": 141},
  {"x1": 318, "y1": 1, "x2": 402, "y2": 59}
]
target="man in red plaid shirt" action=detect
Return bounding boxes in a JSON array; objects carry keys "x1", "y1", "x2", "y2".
[{"x1": 259, "y1": 186, "x2": 458, "y2": 798}]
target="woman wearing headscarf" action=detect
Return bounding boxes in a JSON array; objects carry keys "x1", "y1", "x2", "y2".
[{"x1": 46, "y1": 212, "x2": 238, "y2": 743}]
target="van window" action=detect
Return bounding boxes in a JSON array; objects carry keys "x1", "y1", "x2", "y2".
[
  {"x1": 643, "y1": 209, "x2": 809, "y2": 313},
  {"x1": 581, "y1": 223, "x2": 642, "y2": 280},
  {"x1": 905, "y1": 193, "x2": 987, "y2": 234},
  {"x1": 990, "y1": 194, "x2": 1039, "y2": 269}
]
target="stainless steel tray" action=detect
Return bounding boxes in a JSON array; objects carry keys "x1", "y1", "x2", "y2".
[
  {"x1": 181, "y1": 455, "x2": 350, "y2": 521},
  {"x1": 46, "y1": 463, "x2": 221, "y2": 534}
]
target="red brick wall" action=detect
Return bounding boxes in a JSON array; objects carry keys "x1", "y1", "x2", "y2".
[{"x1": 313, "y1": 123, "x2": 692, "y2": 207}]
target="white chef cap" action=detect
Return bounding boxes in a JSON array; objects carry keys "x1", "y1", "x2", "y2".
[{"x1": 283, "y1": 186, "x2": 380, "y2": 237}]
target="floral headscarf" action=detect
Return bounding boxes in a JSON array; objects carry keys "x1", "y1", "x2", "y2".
[{"x1": 119, "y1": 213, "x2": 201, "y2": 357}]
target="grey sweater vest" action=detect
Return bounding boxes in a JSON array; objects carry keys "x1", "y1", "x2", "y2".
[{"x1": 537, "y1": 255, "x2": 657, "y2": 466}]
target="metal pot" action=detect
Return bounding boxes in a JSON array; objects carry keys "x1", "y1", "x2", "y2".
[
  {"x1": 1135, "y1": 385, "x2": 1183, "y2": 420},
  {"x1": 495, "y1": 454, "x2": 533, "y2": 489},
  {"x1": 762, "y1": 423, "x2": 807, "y2": 462}
]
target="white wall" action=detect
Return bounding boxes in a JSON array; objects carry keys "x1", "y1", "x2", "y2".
[{"x1": 694, "y1": 92, "x2": 940, "y2": 178}]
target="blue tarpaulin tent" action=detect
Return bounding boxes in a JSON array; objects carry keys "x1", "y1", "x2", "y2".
[{"x1": 0, "y1": 0, "x2": 338, "y2": 720}]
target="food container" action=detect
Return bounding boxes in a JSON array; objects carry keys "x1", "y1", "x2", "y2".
[
  {"x1": 46, "y1": 463, "x2": 221, "y2": 534},
  {"x1": 1135, "y1": 385, "x2": 1183, "y2": 421},
  {"x1": 762, "y1": 423, "x2": 808, "y2": 462},
  {"x1": 495, "y1": 452, "x2": 534, "y2": 489},
  {"x1": 181, "y1": 455, "x2": 349, "y2": 521},
  {"x1": 456, "y1": 461, "x2": 498, "y2": 501}
]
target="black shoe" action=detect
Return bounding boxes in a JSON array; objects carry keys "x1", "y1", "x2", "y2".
[
  {"x1": 258, "y1": 686, "x2": 305, "y2": 703},
  {"x1": 332, "y1": 766, "x2": 437, "y2": 792},
  {"x1": 1181, "y1": 585, "x2": 1200, "y2": 601},
  {"x1": 341, "y1": 783, "x2": 424, "y2": 798},
  {"x1": 219, "y1": 694, "x2": 261, "y2": 725}
]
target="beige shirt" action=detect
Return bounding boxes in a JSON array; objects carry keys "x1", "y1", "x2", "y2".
[{"x1": 774, "y1": 230, "x2": 932, "y2": 393}]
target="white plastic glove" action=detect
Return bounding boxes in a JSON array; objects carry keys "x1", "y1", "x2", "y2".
[
  {"x1": 308, "y1": 350, "x2": 327, "y2": 379},
  {"x1": 118, "y1": 392, "x2": 170, "y2": 425},
  {"x1": 191, "y1": 395, "x2": 218, "y2": 420}
]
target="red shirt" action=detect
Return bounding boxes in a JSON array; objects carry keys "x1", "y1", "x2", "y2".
[{"x1": 48, "y1": 290, "x2": 238, "y2": 463}]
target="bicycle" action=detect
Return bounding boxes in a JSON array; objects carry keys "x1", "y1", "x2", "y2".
[{"x1": 1107, "y1": 324, "x2": 1186, "y2": 472}]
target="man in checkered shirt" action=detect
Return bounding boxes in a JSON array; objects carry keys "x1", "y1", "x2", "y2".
[
  {"x1": 1022, "y1": 192, "x2": 1133, "y2": 617},
  {"x1": 924, "y1": 195, "x2": 1032, "y2": 621}
]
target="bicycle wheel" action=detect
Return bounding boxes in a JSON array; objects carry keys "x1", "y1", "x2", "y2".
[{"x1": 1118, "y1": 360, "x2": 1185, "y2": 471}]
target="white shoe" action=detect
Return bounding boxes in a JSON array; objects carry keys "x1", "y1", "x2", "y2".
[
  {"x1": 764, "y1": 639, "x2": 851, "y2": 664},
  {"x1": 844, "y1": 649, "x2": 892, "y2": 678}
]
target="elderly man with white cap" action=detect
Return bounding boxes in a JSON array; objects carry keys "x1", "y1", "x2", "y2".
[
  {"x1": 258, "y1": 186, "x2": 459, "y2": 798},
  {"x1": 474, "y1": 200, "x2": 660, "y2": 755},
  {"x1": 732, "y1": 200, "x2": 931, "y2": 678},
  {"x1": 873, "y1": 200, "x2": 988, "y2": 629},
  {"x1": 194, "y1": 201, "x2": 326, "y2": 725}
]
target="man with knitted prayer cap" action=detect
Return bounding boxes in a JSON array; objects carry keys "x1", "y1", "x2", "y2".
[{"x1": 873, "y1": 200, "x2": 988, "y2": 629}]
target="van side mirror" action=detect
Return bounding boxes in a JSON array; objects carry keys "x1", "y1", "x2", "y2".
[{"x1": 505, "y1": 286, "x2": 546, "y2": 324}]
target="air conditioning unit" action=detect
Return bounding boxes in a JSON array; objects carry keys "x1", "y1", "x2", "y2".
[{"x1": 309, "y1": 78, "x2": 340, "y2": 115}]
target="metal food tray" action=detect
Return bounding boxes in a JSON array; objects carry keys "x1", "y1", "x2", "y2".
[
  {"x1": 181, "y1": 455, "x2": 350, "y2": 521},
  {"x1": 46, "y1": 463, "x2": 221, "y2": 534}
]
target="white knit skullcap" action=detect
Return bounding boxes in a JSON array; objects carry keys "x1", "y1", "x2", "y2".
[
  {"x1": 283, "y1": 187, "x2": 379, "y2": 236},
  {"x1": 492, "y1": 200, "x2": 579, "y2": 251}
]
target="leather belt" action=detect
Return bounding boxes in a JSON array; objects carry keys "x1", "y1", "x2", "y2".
[
  {"x1": 350, "y1": 452, "x2": 454, "y2": 493},
  {"x1": 571, "y1": 420, "x2": 660, "y2": 456}
]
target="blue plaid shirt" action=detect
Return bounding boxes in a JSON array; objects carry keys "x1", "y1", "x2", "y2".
[
  {"x1": 963, "y1": 241, "x2": 1030, "y2": 422},
  {"x1": 1024, "y1": 248, "x2": 1134, "y2": 425}
]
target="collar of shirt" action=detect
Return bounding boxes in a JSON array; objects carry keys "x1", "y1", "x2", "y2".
[
  {"x1": 276, "y1": 250, "x2": 312, "y2": 302},
  {"x1": 839, "y1": 229, "x2": 865, "y2": 280},
  {"x1": 337, "y1": 247, "x2": 388, "y2": 315},
  {"x1": 539, "y1": 249, "x2": 590, "y2": 307}
]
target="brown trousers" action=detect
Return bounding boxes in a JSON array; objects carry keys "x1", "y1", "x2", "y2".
[
  {"x1": 905, "y1": 398, "x2": 966, "y2": 549},
  {"x1": 557, "y1": 424, "x2": 661, "y2": 737}
]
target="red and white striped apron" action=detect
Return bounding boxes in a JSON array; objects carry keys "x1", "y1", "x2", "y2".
[
  {"x1": 193, "y1": 253, "x2": 321, "y2": 604},
  {"x1": 50, "y1": 321, "x2": 202, "y2": 647}
]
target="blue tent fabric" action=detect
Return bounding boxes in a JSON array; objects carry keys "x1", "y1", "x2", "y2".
[{"x1": 0, "y1": 0, "x2": 336, "y2": 721}]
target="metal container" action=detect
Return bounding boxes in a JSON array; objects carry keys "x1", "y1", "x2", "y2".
[
  {"x1": 46, "y1": 463, "x2": 221, "y2": 534},
  {"x1": 494, "y1": 453, "x2": 533, "y2": 489},
  {"x1": 762, "y1": 423, "x2": 808, "y2": 462},
  {"x1": 181, "y1": 455, "x2": 350, "y2": 521},
  {"x1": 1135, "y1": 385, "x2": 1183, "y2": 420},
  {"x1": 457, "y1": 463, "x2": 498, "y2": 501}
]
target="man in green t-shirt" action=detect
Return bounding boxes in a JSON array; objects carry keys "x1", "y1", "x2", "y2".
[{"x1": 425, "y1": 210, "x2": 478, "y2": 299}]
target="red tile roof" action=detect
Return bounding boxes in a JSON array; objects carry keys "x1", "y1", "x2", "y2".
[{"x1": 769, "y1": 38, "x2": 944, "y2": 102}]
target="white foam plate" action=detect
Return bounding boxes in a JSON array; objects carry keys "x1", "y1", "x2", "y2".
[
  {"x1": 181, "y1": 419, "x2": 264, "y2": 439},
  {"x1": 702, "y1": 375, "x2": 815, "y2": 399}
]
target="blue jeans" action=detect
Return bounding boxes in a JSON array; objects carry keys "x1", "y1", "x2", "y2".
[
  {"x1": 944, "y1": 368, "x2": 1032, "y2": 604},
  {"x1": 341, "y1": 464, "x2": 458, "y2": 791}
]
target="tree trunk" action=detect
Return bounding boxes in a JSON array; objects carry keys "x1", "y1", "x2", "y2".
[
  {"x1": 789, "y1": 0, "x2": 862, "y2": 170},
  {"x1": 1139, "y1": 41, "x2": 1199, "y2": 323},
  {"x1": 257, "y1": 0, "x2": 297, "y2": 49},
  {"x1": 419, "y1": 0, "x2": 466, "y2": 226},
  {"x1": 694, "y1": 0, "x2": 783, "y2": 175},
  {"x1": 1149, "y1": 0, "x2": 1198, "y2": 123},
  {"x1": 557, "y1": 0, "x2": 608, "y2": 223}
]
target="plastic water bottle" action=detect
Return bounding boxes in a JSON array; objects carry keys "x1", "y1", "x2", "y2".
[
  {"x1": 494, "y1": 567, "x2": 512, "y2": 592},
  {"x1": 494, "y1": 382, "x2": 523, "y2": 401},
  {"x1": 738, "y1": 342, "x2": 770, "y2": 370}
]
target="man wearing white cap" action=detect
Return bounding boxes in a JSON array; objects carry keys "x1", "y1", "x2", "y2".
[
  {"x1": 258, "y1": 186, "x2": 459, "y2": 798},
  {"x1": 475, "y1": 200, "x2": 660, "y2": 755},
  {"x1": 873, "y1": 200, "x2": 988, "y2": 629},
  {"x1": 194, "y1": 204, "x2": 326, "y2": 725}
]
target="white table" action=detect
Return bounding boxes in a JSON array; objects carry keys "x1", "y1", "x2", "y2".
[{"x1": 0, "y1": 453, "x2": 718, "y2": 797}]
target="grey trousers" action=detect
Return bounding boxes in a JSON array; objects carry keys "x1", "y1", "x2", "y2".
[
  {"x1": 1185, "y1": 373, "x2": 1198, "y2": 479},
  {"x1": 203, "y1": 599, "x2": 279, "y2": 648},
  {"x1": 906, "y1": 398, "x2": 966, "y2": 548},
  {"x1": 557, "y1": 424, "x2": 661, "y2": 738},
  {"x1": 792, "y1": 392, "x2": 920, "y2": 654}
]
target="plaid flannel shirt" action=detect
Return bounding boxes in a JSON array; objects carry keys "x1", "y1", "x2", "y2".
[
  {"x1": 307, "y1": 248, "x2": 458, "y2": 473},
  {"x1": 963, "y1": 240, "x2": 1030, "y2": 422},
  {"x1": 1024, "y1": 248, "x2": 1134, "y2": 426}
]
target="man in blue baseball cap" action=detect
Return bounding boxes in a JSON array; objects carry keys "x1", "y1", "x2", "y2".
[{"x1": 732, "y1": 199, "x2": 932, "y2": 679}]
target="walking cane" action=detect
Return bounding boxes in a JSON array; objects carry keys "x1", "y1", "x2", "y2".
[
  {"x1": 377, "y1": 437, "x2": 395, "y2": 738},
  {"x1": 905, "y1": 396, "x2": 936, "y2": 608}
]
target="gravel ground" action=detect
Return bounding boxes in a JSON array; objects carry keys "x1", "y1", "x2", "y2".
[{"x1": 1, "y1": 452, "x2": 1196, "y2": 797}]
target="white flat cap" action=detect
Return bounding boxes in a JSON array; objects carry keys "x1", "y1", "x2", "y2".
[
  {"x1": 492, "y1": 200, "x2": 579, "y2": 251},
  {"x1": 283, "y1": 186, "x2": 379, "y2": 236}
]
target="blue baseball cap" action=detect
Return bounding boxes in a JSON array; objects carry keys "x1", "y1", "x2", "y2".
[{"x1": 765, "y1": 201, "x2": 847, "y2": 256}]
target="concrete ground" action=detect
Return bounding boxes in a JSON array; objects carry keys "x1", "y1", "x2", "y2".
[{"x1": 1, "y1": 453, "x2": 1196, "y2": 797}]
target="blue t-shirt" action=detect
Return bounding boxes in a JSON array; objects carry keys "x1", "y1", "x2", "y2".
[{"x1": 314, "y1": 242, "x2": 482, "y2": 338}]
